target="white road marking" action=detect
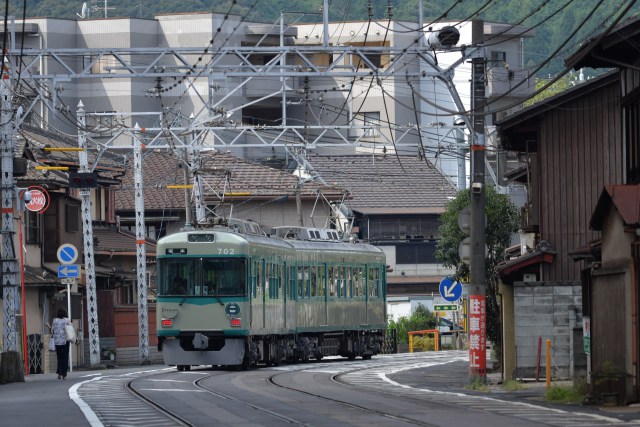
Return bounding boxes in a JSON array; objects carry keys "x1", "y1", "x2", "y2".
[{"x1": 69, "y1": 377, "x2": 105, "y2": 427}]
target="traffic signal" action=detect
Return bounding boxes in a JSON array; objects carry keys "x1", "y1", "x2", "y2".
[{"x1": 68, "y1": 171, "x2": 98, "y2": 188}]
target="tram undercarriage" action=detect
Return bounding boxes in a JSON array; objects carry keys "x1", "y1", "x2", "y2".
[{"x1": 159, "y1": 330, "x2": 385, "y2": 371}]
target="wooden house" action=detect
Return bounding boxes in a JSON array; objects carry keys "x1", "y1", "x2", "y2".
[
  {"x1": 497, "y1": 15, "x2": 640, "y2": 403},
  {"x1": 496, "y1": 69, "x2": 622, "y2": 381}
]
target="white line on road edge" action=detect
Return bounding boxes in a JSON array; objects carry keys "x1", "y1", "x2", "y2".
[
  {"x1": 69, "y1": 377, "x2": 104, "y2": 427},
  {"x1": 378, "y1": 371, "x2": 626, "y2": 424}
]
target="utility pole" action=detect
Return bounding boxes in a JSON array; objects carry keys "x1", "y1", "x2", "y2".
[
  {"x1": 77, "y1": 101, "x2": 101, "y2": 367},
  {"x1": 133, "y1": 124, "x2": 149, "y2": 363},
  {"x1": 469, "y1": 20, "x2": 487, "y2": 382},
  {"x1": 1, "y1": 60, "x2": 18, "y2": 353}
]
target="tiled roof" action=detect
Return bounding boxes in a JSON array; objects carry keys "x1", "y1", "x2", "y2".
[
  {"x1": 115, "y1": 150, "x2": 347, "y2": 211},
  {"x1": 114, "y1": 150, "x2": 186, "y2": 211},
  {"x1": 590, "y1": 184, "x2": 640, "y2": 230},
  {"x1": 17, "y1": 159, "x2": 69, "y2": 189},
  {"x1": 307, "y1": 154, "x2": 458, "y2": 212},
  {"x1": 93, "y1": 227, "x2": 156, "y2": 256},
  {"x1": 20, "y1": 126, "x2": 124, "y2": 170},
  {"x1": 24, "y1": 265, "x2": 58, "y2": 286}
]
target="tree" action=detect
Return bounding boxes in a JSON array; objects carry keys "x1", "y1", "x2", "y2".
[
  {"x1": 524, "y1": 72, "x2": 580, "y2": 107},
  {"x1": 435, "y1": 186, "x2": 519, "y2": 362},
  {"x1": 387, "y1": 304, "x2": 436, "y2": 345}
]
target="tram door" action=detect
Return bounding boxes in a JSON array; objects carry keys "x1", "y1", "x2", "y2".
[
  {"x1": 323, "y1": 264, "x2": 329, "y2": 326},
  {"x1": 251, "y1": 258, "x2": 266, "y2": 329},
  {"x1": 261, "y1": 258, "x2": 266, "y2": 328}
]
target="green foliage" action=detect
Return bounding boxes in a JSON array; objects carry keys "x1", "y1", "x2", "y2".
[
  {"x1": 465, "y1": 376, "x2": 490, "y2": 392},
  {"x1": 435, "y1": 186, "x2": 520, "y2": 357},
  {"x1": 387, "y1": 304, "x2": 436, "y2": 344},
  {"x1": 524, "y1": 72, "x2": 581, "y2": 107},
  {"x1": 501, "y1": 379, "x2": 526, "y2": 391},
  {"x1": 545, "y1": 383, "x2": 586, "y2": 403}
]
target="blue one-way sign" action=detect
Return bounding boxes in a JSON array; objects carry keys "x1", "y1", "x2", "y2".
[
  {"x1": 439, "y1": 277, "x2": 462, "y2": 302},
  {"x1": 58, "y1": 264, "x2": 80, "y2": 278}
]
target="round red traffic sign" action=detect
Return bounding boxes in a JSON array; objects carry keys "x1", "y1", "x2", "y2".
[{"x1": 25, "y1": 188, "x2": 48, "y2": 213}]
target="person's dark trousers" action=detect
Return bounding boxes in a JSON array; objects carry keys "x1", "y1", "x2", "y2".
[{"x1": 55, "y1": 342, "x2": 70, "y2": 379}]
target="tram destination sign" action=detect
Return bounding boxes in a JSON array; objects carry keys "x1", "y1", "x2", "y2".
[{"x1": 166, "y1": 248, "x2": 187, "y2": 255}]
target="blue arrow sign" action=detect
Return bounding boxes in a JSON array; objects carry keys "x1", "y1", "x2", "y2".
[
  {"x1": 58, "y1": 264, "x2": 80, "y2": 278},
  {"x1": 439, "y1": 277, "x2": 462, "y2": 302}
]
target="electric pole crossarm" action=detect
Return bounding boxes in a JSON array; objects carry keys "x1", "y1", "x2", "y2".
[{"x1": 12, "y1": 45, "x2": 449, "y2": 80}]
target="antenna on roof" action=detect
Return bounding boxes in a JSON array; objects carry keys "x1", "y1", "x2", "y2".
[{"x1": 77, "y1": 2, "x2": 89, "y2": 19}]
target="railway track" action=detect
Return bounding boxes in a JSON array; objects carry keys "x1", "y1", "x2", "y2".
[{"x1": 76, "y1": 352, "x2": 640, "y2": 427}]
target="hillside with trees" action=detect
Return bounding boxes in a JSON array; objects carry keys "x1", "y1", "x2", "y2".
[{"x1": 0, "y1": 0, "x2": 637, "y2": 78}]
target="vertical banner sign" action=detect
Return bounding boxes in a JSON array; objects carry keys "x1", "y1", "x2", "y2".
[{"x1": 468, "y1": 294, "x2": 487, "y2": 376}]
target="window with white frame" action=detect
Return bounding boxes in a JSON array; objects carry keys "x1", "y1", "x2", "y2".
[{"x1": 352, "y1": 111, "x2": 380, "y2": 138}]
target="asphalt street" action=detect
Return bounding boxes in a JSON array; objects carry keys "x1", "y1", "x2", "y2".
[{"x1": 1, "y1": 359, "x2": 640, "y2": 426}]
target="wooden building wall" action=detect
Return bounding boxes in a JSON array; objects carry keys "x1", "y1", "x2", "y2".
[{"x1": 537, "y1": 79, "x2": 623, "y2": 282}]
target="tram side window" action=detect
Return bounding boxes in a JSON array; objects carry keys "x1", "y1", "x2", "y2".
[
  {"x1": 369, "y1": 266, "x2": 380, "y2": 297},
  {"x1": 317, "y1": 265, "x2": 326, "y2": 297},
  {"x1": 302, "y1": 266, "x2": 310, "y2": 298},
  {"x1": 289, "y1": 265, "x2": 296, "y2": 300},
  {"x1": 267, "y1": 263, "x2": 280, "y2": 300},
  {"x1": 346, "y1": 267, "x2": 353, "y2": 298},
  {"x1": 328, "y1": 266, "x2": 335, "y2": 296},
  {"x1": 310, "y1": 266, "x2": 317, "y2": 297},
  {"x1": 337, "y1": 266, "x2": 344, "y2": 298},
  {"x1": 255, "y1": 260, "x2": 263, "y2": 297},
  {"x1": 265, "y1": 263, "x2": 271, "y2": 299},
  {"x1": 278, "y1": 264, "x2": 283, "y2": 299},
  {"x1": 352, "y1": 266, "x2": 360, "y2": 297}
]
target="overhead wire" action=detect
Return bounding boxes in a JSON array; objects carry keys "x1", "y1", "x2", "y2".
[{"x1": 7, "y1": 0, "x2": 634, "y2": 203}]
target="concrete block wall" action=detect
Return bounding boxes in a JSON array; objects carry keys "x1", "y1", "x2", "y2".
[
  {"x1": 513, "y1": 281, "x2": 584, "y2": 379},
  {"x1": 115, "y1": 346, "x2": 164, "y2": 366}
]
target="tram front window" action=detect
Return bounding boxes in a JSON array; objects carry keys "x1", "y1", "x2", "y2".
[
  {"x1": 158, "y1": 257, "x2": 246, "y2": 296},
  {"x1": 203, "y1": 258, "x2": 247, "y2": 296},
  {"x1": 159, "y1": 259, "x2": 197, "y2": 296}
]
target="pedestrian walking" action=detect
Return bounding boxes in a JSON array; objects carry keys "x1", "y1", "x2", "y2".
[{"x1": 51, "y1": 308, "x2": 73, "y2": 380}]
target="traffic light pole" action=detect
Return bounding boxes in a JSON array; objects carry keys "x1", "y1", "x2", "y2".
[{"x1": 469, "y1": 40, "x2": 487, "y2": 381}]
